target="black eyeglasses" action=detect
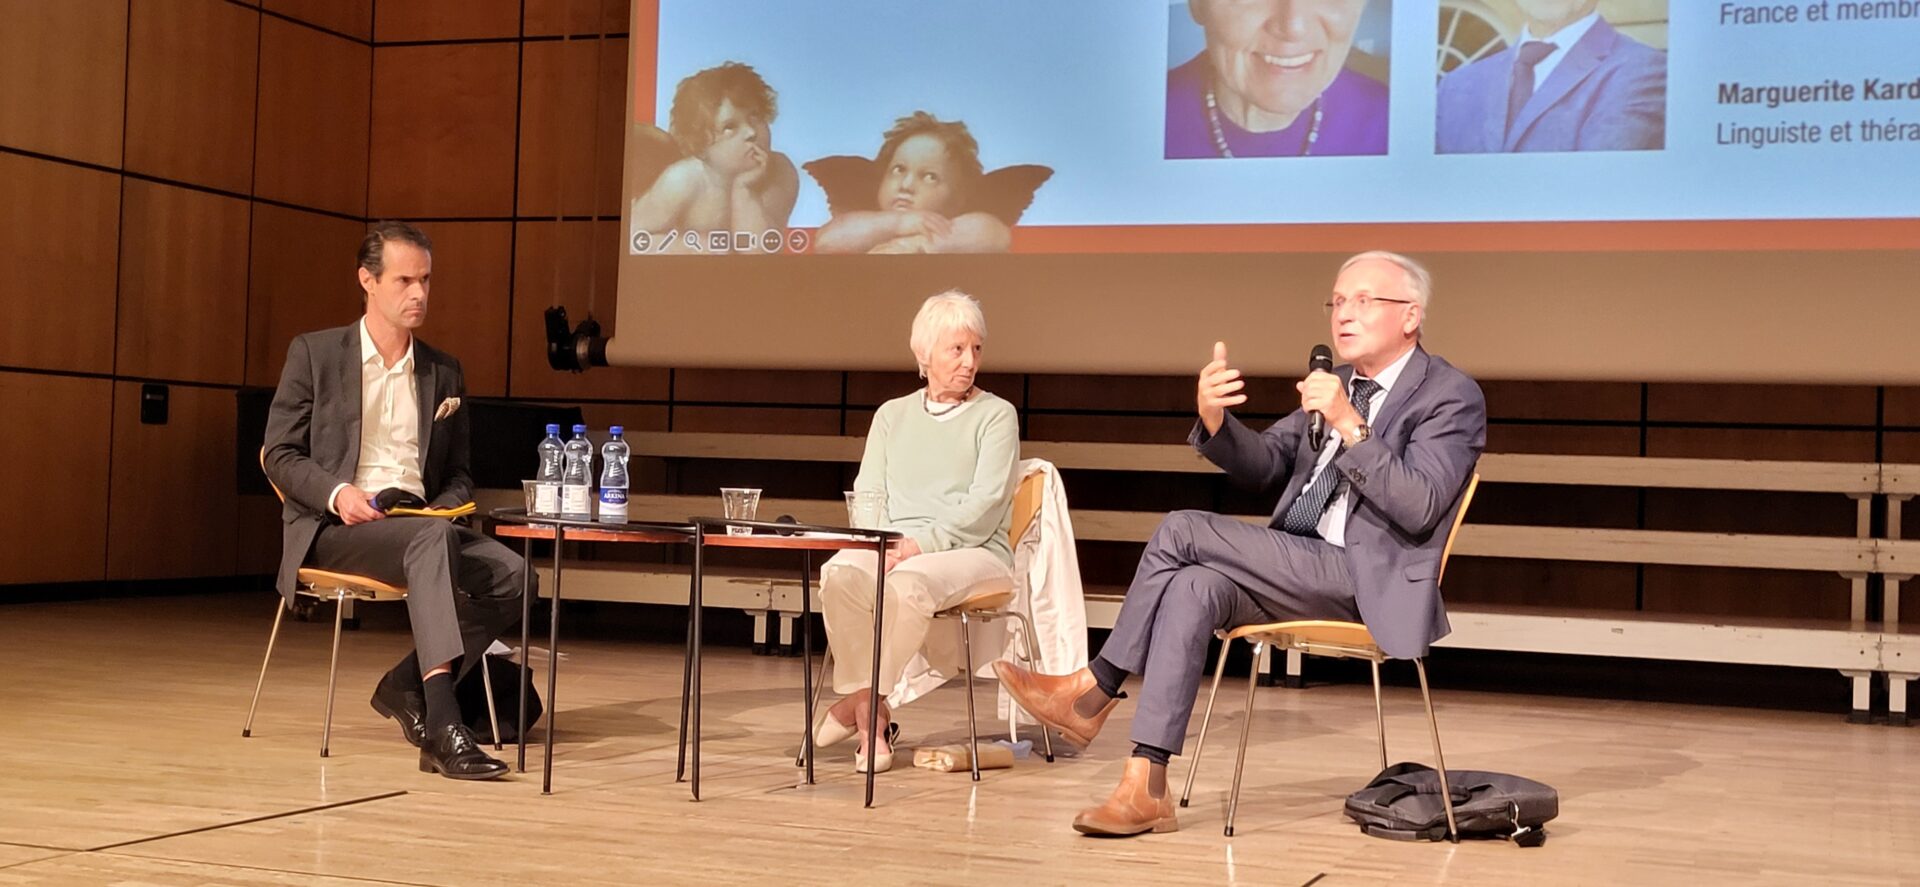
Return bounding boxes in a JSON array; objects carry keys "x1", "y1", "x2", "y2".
[{"x1": 1323, "y1": 295, "x2": 1415, "y2": 316}]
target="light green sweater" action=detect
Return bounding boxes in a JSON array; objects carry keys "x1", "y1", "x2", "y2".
[{"x1": 855, "y1": 390, "x2": 1021, "y2": 566}]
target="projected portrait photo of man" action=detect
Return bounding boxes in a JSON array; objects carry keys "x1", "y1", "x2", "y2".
[
  {"x1": 1435, "y1": 0, "x2": 1668, "y2": 153},
  {"x1": 1164, "y1": 0, "x2": 1392, "y2": 159},
  {"x1": 805, "y1": 111, "x2": 1052, "y2": 255},
  {"x1": 627, "y1": 61, "x2": 799, "y2": 254}
]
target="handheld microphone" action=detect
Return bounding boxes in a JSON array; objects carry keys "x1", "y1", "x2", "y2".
[{"x1": 1306, "y1": 344, "x2": 1334, "y2": 452}]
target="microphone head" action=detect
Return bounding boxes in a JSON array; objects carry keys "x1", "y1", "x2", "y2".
[{"x1": 1308, "y1": 344, "x2": 1334, "y2": 373}]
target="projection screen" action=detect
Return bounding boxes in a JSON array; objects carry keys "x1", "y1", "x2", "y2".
[{"x1": 609, "y1": 0, "x2": 1920, "y2": 382}]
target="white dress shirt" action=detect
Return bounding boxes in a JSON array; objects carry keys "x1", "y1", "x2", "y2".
[
  {"x1": 1299, "y1": 345, "x2": 1416, "y2": 547},
  {"x1": 1519, "y1": 10, "x2": 1602, "y2": 91},
  {"x1": 328, "y1": 319, "x2": 426, "y2": 514}
]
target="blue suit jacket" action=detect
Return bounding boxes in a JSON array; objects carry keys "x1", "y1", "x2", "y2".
[
  {"x1": 1191, "y1": 346, "x2": 1485, "y2": 658},
  {"x1": 1435, "y1": 17, "x2": 1666, "y2": 153}
]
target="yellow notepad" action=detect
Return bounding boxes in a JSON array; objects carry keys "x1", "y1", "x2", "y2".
[{"x1": 385, "y1": 501, "x2": 477, "y2": 519}]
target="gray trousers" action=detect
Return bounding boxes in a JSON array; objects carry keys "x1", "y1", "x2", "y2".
[
  {"x1": 311, "y1": 517, "x2": 529, "y2": 683},
  {"x1": 1099, "y1": 509, "x2": 1359, "y2": 754}
]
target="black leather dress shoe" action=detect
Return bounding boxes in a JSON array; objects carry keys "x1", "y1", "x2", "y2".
[
  {"x1": 369, "y1": 682, "x2": 429, "y2": 748},
  {"x1": 419, "y1": 724, "x2": 509, "y2": 781}
]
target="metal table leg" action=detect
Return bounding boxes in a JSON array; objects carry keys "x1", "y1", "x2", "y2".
[
  {"x1": 543, "y1": 525, "x2": 564, "y2": 794},
  {"x1": 865, "y1": 536, "x2": 886, "y2": 808},
  {"x1": 690, "y1": 525, "x2": 706, "y2": 800},
  {"x1": 800, "y1": 551, "x2": 815, "y2": 786},
  {"x1": 517, "y1": 536, "x2": 532, "y2": 773}
]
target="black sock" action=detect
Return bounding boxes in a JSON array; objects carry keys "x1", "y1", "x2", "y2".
[
  {"x1": 422, "y1": 672, "x2": 460, "y2": 733},
  {"x1": 389, "y1": 653, "x2": 423, "y2": 691},
  {"x1": 1131, "y1": 742, "x2": 1173, "y2": 768},
  {"x1": 1089, "y1": 656, "x2": 1129, "y2": 699}
]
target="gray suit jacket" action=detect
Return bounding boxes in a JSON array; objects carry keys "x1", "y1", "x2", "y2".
[
  {"x1": 262, "y1": 323, "x2": 473, "y2": 600},
  {"x1": 1435, "y1": 17, "x2": 1666, "y2": 153},
  {"x1": 1190, "y1": 346, "x2": 1485, "y2": 658}
]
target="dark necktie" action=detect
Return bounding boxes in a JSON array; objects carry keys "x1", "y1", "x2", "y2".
[
  {"x1": 1280, "y1": 377, "x2": 1382, "y2": 537},
  {"x1": 1506, "y1": 40, "x2": 1558, "y2": 135}
]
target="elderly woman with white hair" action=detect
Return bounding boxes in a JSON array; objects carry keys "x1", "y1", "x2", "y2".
[{"x1": 812, "y1": 290, "x2": 1020, "y2": 773}]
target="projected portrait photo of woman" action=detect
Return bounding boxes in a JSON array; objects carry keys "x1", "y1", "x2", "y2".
[
  {"x1": 1165, "y1": 0, "x2": 1391, "y2": 159},
  {"x1": 805, "y1": 112, "x2": 1053, "y2": 255}
]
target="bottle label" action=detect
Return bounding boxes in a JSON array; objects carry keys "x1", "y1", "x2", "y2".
[
  {"x1": 562, "y1": 484, "x2": 592, "y2": 516},
  {"x1": 534, "y1": 483, "x2": 559, "y2": 515},
  {"x1": 599, "y1": 488, "x2": 627, "y2": 506},
  {"x1": 598, "y1": 487, "x2": 628, "y2": 524}
]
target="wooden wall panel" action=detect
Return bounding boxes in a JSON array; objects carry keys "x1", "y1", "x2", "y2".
[
  {"x1": 368, "y1": 43, "x2": 519, "y2": 218},
  {"x1": 116, "y1": 180, "x2": 251, "y2": 383},
  {"x1": 0, "y1": 373, "x2": 112, "y2": 585},
  {"x1": 235, "y1": 494, "x2": 283, "y2": 575},
  {"x1": 106, "y1": 382, "x2": 239, "y2": 580},
  {"x1": 524, "y1": 0, "x2": 629, "y2": 36},
  {"x1": 674, "y1": 369, "x2": 841, "y2": 406},
  {"x1": 509, "y1": 220, "x2": 670, "y2": 400},
  {"x1": 245, "y1": 205, "x2": 369, "y2": 387},
  {"x1": 1485, "y1": 424, "x2": 1639, "y2": 456},
  {"x1": 262, "y1": 0, "x2": 373, "y2": 41},
  {"x1": 412, "y1": 222, "x2": 513, "y2": 397},
  {"x1": 1028, "y1": 374, "x2": 1201, "y2": 413},
  {"x1": 1648, "y1": 383, "x2": 1877, "y2": 425},
  {"x1": 124, "y1": 0, "x2": 259, "y2": 193},
  {"x1": 1443, "y1": 560, "x2": 1639, "y2": 610},
  {"x1": 672, "y1": 406, "x2": 839, "y2": 435},
  {"x1": 1482, "y1": 380, "x2": 1641, "y2": 421},
  {"x1": 254, "y1": 17, "x2": 371, "y2": 217},
  {"x1": 1883, "y1": 388, "x2": 1920, "y2": 427},
  {"x1": 0, "y1": 155, "x2": 120, "y2": 374},
  {"x1": 0, "y1": 0, "x2": 128, "y2": 166},
  {"x1": 1641, "y1": 567, "x2": 1852, "y2": 621},
  {"x1": 374, "y1": 0, "x2": 521, "y2": 42},
  {"x1": 1026, "y1": 414, "x2": 1197, "y2": 444},
  {"x1": 1645, "y1": 428, "x2": 1876, "y2": 462},
  {"x1": 517, "y1": 37, "x2": 627, "y2": 218}
]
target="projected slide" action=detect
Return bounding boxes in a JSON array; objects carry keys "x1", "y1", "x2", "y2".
[{"x1": 623, "y1": 1, "x2": 1920, "y2": 256}]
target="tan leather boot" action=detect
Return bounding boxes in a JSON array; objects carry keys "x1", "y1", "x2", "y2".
[
  {"x1": 1072, "y1": 757, "x2": 1178, "y2": 836},
  {"x1": 992, "y1": 661, "x2": 1118, "y2": 747}
]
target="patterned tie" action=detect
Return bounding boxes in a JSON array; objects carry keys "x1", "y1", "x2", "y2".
[
  {"x1": 1506, "y1": 40, "x2": 1558, "y2": 135},
  {"x1": 1280, "y1": 377, "x2": 1382, "y2": 537}
]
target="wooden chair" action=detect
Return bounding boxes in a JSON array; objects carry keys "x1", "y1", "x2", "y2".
[
  {"x1": 1179, "y1": 473, "x2": 1481, "y2": 839},
  {"x1": 802, "y1": 466, "x2": 1058, "y2": 780},
  {"x1": 243, "y1": 449, "x2": 500, "y2": 756}
]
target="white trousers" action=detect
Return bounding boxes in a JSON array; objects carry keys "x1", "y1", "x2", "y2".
[{"x1": 818, "y1": 547, "x2": 1012, "y2": 701}]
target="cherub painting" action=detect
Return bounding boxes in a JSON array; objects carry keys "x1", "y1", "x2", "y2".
[
  {"x1": 805, "y1": 112, "x2": 1052, "y2": 254},
  {"x1": 628, "y1": 62, "x2": 799, "y2": 253}
]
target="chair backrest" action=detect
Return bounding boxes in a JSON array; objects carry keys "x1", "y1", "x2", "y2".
[
  {"x1": 1436, "y1": 471, "x2": 1481, "y2": 587},
  {"x1": 1008, "y1": 467, "x2": 1045, "y2": 547},
  {"x1": 259, "y1": 446, "x2": 287, "y2": 505}
]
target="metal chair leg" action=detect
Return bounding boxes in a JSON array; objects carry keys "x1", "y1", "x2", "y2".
[
  {"x1": 243, "y1": 598, "x2": 288, "y2": 738},
  {"x1": 321, "y1": 590, "x2": 346, "y2": 758},
  {"x1": 1009, "y1": 609, "x2": 1054, "y2": 763},
  {"x1": 1414, "y1": 658, "x2": 1459, "y2": 843},
  {"x1": 1369, "y1": 658, "x2": 1388, "y2": 772},
  {"x1": 960, "y1": 613, "x2": 983, "y2": 782},
  {"x1": 481, "y1": 654, "x2": 503, "y2": 750},
  {"x1": 796, "y1": 648, "x2": 833, "y2": 768},
  {"x1": 1223, "y1": 641, "x2": 1263, "y2": 838},
  {"x1": 1180, "y1": 634, "x2": 1235, "y2": 808}
]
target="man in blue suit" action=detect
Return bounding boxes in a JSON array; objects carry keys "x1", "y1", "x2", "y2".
[
  {"x1": 997, "y1": 251, "x2": 1485, "y2": 836},
  {"x1": 1436, "y1": 0, "x2": 1666, "y2": 153}
]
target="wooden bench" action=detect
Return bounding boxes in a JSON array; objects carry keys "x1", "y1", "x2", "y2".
[{"x1": 478, "y1": 432, "x2": 1916, "y2": 723}]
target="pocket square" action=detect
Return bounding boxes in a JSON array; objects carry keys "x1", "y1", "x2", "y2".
[{"x1": 434, "y1": 397, "x2": 461, "y2": 421}]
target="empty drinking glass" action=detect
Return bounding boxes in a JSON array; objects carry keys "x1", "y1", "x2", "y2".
[
  {"x1": 720, "y1": 487, "x2": 761, "y2": 535},
  {"x1": 844, "y1": 490, "x2": 885, "y2": 529}
]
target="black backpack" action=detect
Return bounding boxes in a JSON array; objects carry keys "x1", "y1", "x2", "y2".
[
  {"x1": 1344, "y1": 762, "x2": 1558, "y2": 846},
  {"x1": 456, "y1": 654, "x2": 544, "y2": 744}
]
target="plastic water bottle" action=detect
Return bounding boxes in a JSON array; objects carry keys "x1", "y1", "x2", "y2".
[
  {"x1": 598, "y1": 425, "x2": 629, "y2": 524},
  {"x1": 561, "y1": 424, "x2": 593, "y2": 519},
  {"x1": 534, "y1": 424, "x2": 564, "y2": 516}
]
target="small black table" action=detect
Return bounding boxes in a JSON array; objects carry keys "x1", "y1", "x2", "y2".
[
  {"x1": 685, "y1": 518, "x2": 901, "y2": 806},
  {"x1": 489, "y1": 509, "x2": 695, "y2": 793}
]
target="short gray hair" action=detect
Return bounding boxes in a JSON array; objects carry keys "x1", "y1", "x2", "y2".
[
  {"x1": 909, "y1": 290, "x2": 987, "y2": 373},
  {"x1": 1339, "y1": 250, "x2": 1432, "y2": 309}
]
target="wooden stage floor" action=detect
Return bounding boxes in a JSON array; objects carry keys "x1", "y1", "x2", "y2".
[{"x1": 1, "y1": 593, "x2": 1916, "y2": 886}]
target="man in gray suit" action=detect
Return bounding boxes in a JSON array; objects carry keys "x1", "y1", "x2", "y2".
[
  {"x1": 263, "y1": 221, "x2": 526, "y2": 780},
  {"x1": 997, "y1": 251, "x2": 1485, "y2": 836},
  {"x1": 1435, "y1": 0, "x2": 1666, "y2": 153}
]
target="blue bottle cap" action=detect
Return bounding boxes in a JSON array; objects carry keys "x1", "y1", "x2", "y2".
[
  {"x1": 572, "y1": 424, "x2": 587, "y2": 434},
  {"x1": 545, "y1": 423, "x2": 560, "y2": 434},
  {"x1": 609, "y1": 425, "x2": 624, "y2": 435}
]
